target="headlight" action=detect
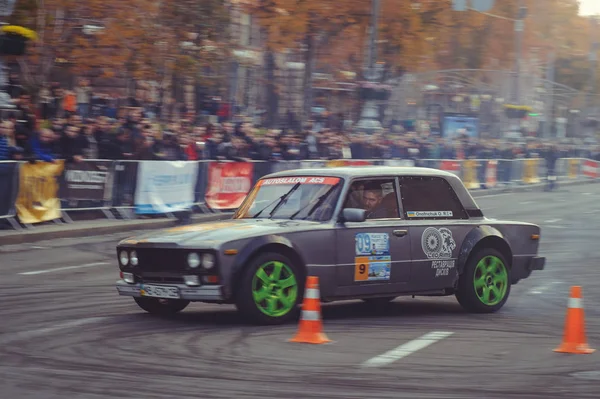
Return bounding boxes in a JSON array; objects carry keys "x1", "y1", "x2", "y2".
[
  {"x1": 187, "y1": 252, "x2": 201, "y2": 268},
  {"x1": 119, "y1": 250, "x2": 129, "y2": 266},
  {"x1": 130, "y1": 250, "x2": 138, "y2": 266},
  {"x1": 202, "y1": 253, "x2": 215, "y2": 269}
]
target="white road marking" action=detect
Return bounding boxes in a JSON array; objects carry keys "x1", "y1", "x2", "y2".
[
  {"x1": 528, "y1": 281, "x2": 562, "y2": 295},
  {"x1": 473, "y1": 193, "x2": 510, "y2": 199},
  {"x1": 361, "y1": 331, "x2": 454, "y2": 368},
  {"x1": 545, "y1": 225, "x2": 567, "y2": 229},
  {"x1": 582, "y1": 192, "x2": 592, "y2": 195},
  {"x1": 545, "y1": 218, "x2": 562, "y2": 223},
  {"x1": 0, "y1": 317, "x2": 109, "y2": 345},
  {"x1": 520, "y1": 201, "x2": 533, "y2": 205},
  {"x1": 30, "y1": 246, "x2": 49, "y2": 249},
  {"x1": 18, "y1": 262, "x2": 110, "y2": 275}
]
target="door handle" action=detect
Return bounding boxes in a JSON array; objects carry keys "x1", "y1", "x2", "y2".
[{"x1": 393, "y1": 229, "x2": 407, "y2": 237}]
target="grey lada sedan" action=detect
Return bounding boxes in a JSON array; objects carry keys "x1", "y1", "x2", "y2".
[{"x1": 115, "y1": 166, "x2": 545, "y2": 324}]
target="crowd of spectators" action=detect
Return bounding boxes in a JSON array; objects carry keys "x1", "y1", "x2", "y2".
[{"x1": 1, "y1": 81, "x2": 599, "y2": 166}]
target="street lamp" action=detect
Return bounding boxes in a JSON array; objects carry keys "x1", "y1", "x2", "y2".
[{"x1": 354, "y1": 0, "x2": 384, "y2": 134}]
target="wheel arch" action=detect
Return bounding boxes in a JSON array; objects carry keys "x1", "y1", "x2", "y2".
[
  {"x1": 231, "y1": 235, "x2": 307, "y2": 293},
  {"x1": 457, "y1": 226, "x2": 513, "y2": 275}
]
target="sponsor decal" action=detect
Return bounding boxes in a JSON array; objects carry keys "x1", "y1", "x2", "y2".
[
  {"x1": 422, "y1": 227, "x2": 456, "y2": 259},
  {"x1": 432, "y1": 259, "x2": 456, "y2": 277},
  {"x1": 421, "y1": 227, "x2": 457, "y2": 277},
  {"x1": 407, "y1": 211, "x2": 453, "y2": 218},
  {"x1": 259, "y1": 176, "x2": 340, "y2": 186},
  {"x1": 354, "y1": 232, "x2": 391, "y2": 281}
]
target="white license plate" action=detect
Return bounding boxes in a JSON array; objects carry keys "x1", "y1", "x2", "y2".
[{"x1": 140, "y1": 284, "x2": 180, "y2": 299}]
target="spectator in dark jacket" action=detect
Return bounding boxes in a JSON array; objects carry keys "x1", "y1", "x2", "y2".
[
  {"x1": 31, "y1": 129, "x2": 58, "y2": 162},
  {"x1": 60, "y1": 124, "x2": 85, "y2": 163}
]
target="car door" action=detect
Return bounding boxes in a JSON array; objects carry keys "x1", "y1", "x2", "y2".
[
  {"x1": 397, "y1": 175, "x2": 471, "y2": 292},
  {"x1": 334, "y1": 177, "x2": 413, "y2": 298}
]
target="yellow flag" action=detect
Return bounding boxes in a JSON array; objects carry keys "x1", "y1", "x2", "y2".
[{"x1": 16, "y1": 160, "x2": 65, "y2": 224}]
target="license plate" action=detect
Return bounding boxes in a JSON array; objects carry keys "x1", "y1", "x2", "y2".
[{"x1": 140, "y1": 284, "x2": 180, "y2": 299}]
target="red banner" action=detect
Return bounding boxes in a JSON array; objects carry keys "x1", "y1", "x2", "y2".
[
  {"x1": 439, "y1": 160, "x2": 461, "y2": 175},
  {"x1": 485, "y1": 160, "x2": 497, "y2": 188},
  {"x1": 582, "y1": 160, "x2": 599, "y2": 179},
  {"x1": 205, "y1": 162, "x2": 254, "y2": 209}
]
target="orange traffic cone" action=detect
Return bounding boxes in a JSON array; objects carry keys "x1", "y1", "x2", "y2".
[
  {"x1": 554, "y1": 286, "x2": 595, "y2": 354},
  {"x1": 289, "y1": 276, "x2": 331, "y2": 344}
]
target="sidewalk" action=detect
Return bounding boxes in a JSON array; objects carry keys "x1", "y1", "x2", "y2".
[{"x1": 0, "y1": 178, "x2": 595, "y2": 246}]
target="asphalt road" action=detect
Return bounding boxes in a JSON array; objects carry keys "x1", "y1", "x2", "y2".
[{"x1": 2, "y1": 183, "x2": 600, "y2": 399}]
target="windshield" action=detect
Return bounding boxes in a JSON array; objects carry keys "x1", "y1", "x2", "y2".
[{"x1": 234, "y1": 176, "x2": 343, "y2": 221}]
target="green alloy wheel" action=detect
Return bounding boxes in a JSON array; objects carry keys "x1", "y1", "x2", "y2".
[
  {"x1": 236, "y1": 252, "x2": 303, "y2": 325},
  {"x1": 252, "y1": 261, "x2": 298, "y2": 317},
  {"x1": 456, "y1": 248, "x2": 511, "y2": 313},
  {"x1": 473, "y1": 255, "x2": 508, "y2": 306}
]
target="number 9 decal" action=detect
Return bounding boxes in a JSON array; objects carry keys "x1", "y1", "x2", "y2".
[{"x1": 359, "y1": 264, "x2": 366, "y2": 274}]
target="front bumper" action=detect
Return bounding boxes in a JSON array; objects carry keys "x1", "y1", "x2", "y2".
[
  {"x1": 528, "y1": 256, "x2": 545, "y2": 271},
  {"x1": 116, "y1": 280, "x2": 224, "y2": 301}
]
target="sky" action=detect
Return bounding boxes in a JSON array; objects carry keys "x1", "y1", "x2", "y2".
[{"x1": 580, "y1": 0, "x2": 600, "y2": 16}]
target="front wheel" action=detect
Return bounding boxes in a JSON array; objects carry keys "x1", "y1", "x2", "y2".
[
  {"x1": 134, "y1": 297, "x2": 190, "y2": 316},
  {"x1": 455, "y1": 248, "x2": 511, "y2": 313},
  {"x1": 235, "y1": 252, "x2": 303, "y2": 325}
]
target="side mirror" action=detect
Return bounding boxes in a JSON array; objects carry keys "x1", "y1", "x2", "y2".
[{"x1": 340, "y1": 208, "x2": 367, "y2": 223}]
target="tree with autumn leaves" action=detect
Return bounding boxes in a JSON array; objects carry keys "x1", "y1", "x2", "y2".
[
  {"x1": 249, "y1": 0, "x2": 599, "y2": 122},
  {"x1": 6, "y1": 0, "x2": 229, "y2": 98},
  {"x1": 3, "y1": 0, "x2": 599, "y2": 121}
]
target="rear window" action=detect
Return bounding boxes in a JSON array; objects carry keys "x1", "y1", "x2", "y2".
[{"x1": 399, "y1": 176, "x2": 468, "y2": 220}]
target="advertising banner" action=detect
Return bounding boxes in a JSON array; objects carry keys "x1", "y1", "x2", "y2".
[
  {"x1": 0, "y1": 161, "x2": 19, "y2": 218},
  {"x1": 60, "y1": 160, "x2": 114, "y2": 202},
  {"x1": 582, "y1": 159, "x2": 599, "y2": 178},
  {"x1": 205, "y1": 162, "x2": 254, "y2": 209},
  {"x1": 134, "y1": 161, "x2": 199, "y2": 214},
  {"x1": 15, "y1": 160, "x2": 65, "y2": 224}
]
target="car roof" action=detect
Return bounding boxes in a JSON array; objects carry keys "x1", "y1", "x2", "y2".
[
  {"x1": 260, "y1": 165, "x2": 481, "y2": 211},
  {"x1": 261, "y1": 166, "x2": 457, "y2": 179}
]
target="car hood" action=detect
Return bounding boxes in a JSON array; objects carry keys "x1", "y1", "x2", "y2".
[{"x1": 118, "y1": 218, "x2": 321, "y2": 247}]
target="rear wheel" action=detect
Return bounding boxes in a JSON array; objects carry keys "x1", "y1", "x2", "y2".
[
  {"x1": 456, "y1": 248, "x2": 511, "y2": 313},
  {"x1": 134, "y1": 297, "x2": 190, "y2": 316},
  {"x1": 235, "y1": 252, "x2": 303, "y2": 325}
]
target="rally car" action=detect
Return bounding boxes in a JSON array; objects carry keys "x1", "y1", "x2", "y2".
[{"x1": 115, "y1": 166, "x2": 545, "y2": 324}]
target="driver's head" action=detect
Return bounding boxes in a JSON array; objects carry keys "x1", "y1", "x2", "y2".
[{"x1": 362, "y1": 183, "x2": 382, "y2": 211}]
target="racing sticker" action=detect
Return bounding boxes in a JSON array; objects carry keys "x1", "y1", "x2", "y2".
[
  {"x1": 421, "y1": 227, "x2": 457, "y2": 277},
  {"x1": 259, "y1": 176, "x2": 340, "y2": 186},
  {"x1": 354, "y1": 233, "x2": 391, "y2": 281},
  {"x1": 407, "y1": 211, "x2": 453, "y2": 218}
]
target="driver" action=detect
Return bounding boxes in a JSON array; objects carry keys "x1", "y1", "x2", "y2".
[{"x1": 362, "y1": 183, "x2": 387, "y2": 219}]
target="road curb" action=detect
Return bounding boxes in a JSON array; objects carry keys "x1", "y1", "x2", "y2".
[
  {"x1": 469, "y1": 179, "x2": 596, "y2": 197},
  {"x1": 0, "y1": 213, "x2": 231, "y2": 246}
]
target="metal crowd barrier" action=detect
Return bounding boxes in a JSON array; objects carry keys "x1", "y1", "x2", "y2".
[{"x1": 0, "y1": 157, "x2": 598, "y2": 231}]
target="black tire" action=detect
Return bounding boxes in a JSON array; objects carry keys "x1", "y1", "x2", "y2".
[
  {"x1": 362, "y1": 296, "x2": 397, "y2": 307},
  {"x1": 455, "y1": 248, "x2": 511, "y2": 313},
  {"x1": 134, "y1": 297, "x2": 190, "y2": 316},
  {"x1": 235, "y1": 252, "x2": 304, "y2": 325}
]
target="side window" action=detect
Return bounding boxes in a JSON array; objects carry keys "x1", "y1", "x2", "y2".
[
  {"x1": 343, "y1": 179, "x2": 400, "y2": 219},
  {"x1": 399, "y1": 176, "x2": 468, "y2": 220}
]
